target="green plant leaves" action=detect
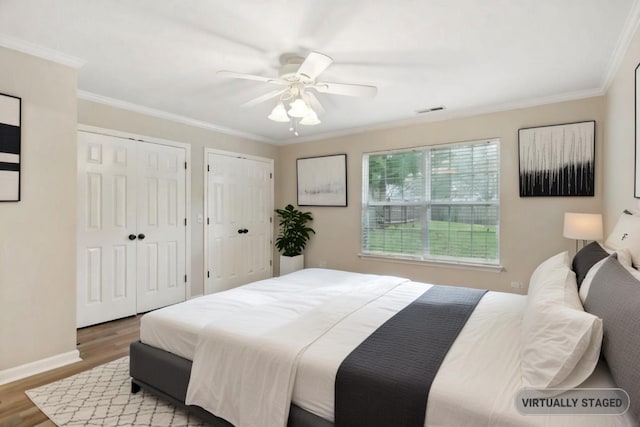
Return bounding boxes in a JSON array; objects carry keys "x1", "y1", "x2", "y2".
[{"x1": 274, "y1": 204, "x2": 316, "y2": 257}]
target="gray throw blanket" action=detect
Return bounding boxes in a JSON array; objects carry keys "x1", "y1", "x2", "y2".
[{"x1": 334, "y1": 285, "x2": 487, "y2": 427}]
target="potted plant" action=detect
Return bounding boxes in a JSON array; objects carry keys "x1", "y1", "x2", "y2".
[{"x1": 275, "y1": 204, "x2": 315, "y2": 275}]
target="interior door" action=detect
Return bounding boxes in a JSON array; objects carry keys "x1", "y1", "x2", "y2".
[
  {"x1": 78, "y1": 132, "x2": 188, "y2": 326},
  {"x1": 206, "y1": 152, "x2": 273, "y2": 293},
  {"x1": 242, "y1": 158, "x2": 273, "y2": 282},
  {"x1": 136, "y1": 141, "x2": 187, "y2": 312},
  {"x1": 77, "y1": 131, "x2": 137, "y2": 328}
]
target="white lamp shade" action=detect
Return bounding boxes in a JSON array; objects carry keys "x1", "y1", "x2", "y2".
[
  {"x1": 563, "y1": 212, "x2": 603, "y2": 240},
  {"x1": 300, "y1": 110, "x2": 321, "y2": 125},
  {"x1": 288, "y1": 98, "x2": 310, "y2": 118},
  {"x1": 268, "y1": 102, "x2": 290, "y2": 122}
]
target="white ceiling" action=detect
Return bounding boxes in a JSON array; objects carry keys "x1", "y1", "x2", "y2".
[{"x1": 0, "y1": 0, "x2": 638, "y2": 144}]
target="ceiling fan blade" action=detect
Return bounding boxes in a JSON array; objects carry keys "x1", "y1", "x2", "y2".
[
  {"x1": 296, "y1": 52, "x2": 333, "y2": 80},
  {"x1": 314, "y1": 81, "x2": 378, "y2": 98},
  {"x1": 241, "y1": 88, "x2": 289, "y2": 108},
  {"x1": 217, "y1": 70, "x2": 286, "y2": 85},
  {"x1": 304, "y1": 92, "x2": 325, "y2": 115},
  {"x1": 217, "y1": 70, "x2": 271, "y2": 82}
]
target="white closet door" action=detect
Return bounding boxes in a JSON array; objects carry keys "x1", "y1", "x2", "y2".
[
  {"x1": 243, "y1": 158, "x2": 273, "y2": 282},
  {"x1": 206, "y1": 152, "x2": 273, "y2": 293},
  {"x1": 78, "y1": 132, "x2": 188, "y2": 326},
  {"x1": 136, "y1": 142, "x2": 187, "y2": 313},
  {"x1": 77, "y1": 132, "x2": 137, "y2": 328}
]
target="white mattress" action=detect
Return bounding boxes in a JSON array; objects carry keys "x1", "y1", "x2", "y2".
[{"x1": 140, "y1": 268, "x2": 635, "y2": 427}]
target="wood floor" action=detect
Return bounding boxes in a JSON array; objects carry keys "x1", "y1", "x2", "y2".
[{"x1": 0, "y1": 315, "x2": 141, "y2": 427}]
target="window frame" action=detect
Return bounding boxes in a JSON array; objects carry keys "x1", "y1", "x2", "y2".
[{"x1": 361, "y1": 138, "x2": 501, "y2": 267}]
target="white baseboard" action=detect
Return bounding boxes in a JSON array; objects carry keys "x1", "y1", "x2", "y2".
[{"x1": 0, "y1": 350, "x2": 82, "y2": 386}]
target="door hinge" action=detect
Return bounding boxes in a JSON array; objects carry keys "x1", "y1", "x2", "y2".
[
  {"x1": 270, "y1": 172, "x2": 272, "y2": 179},
  {"x1": 207, "y1": 270, "x2": 210, "y2": 278},
  {"x1": 184, "y1": 218, "x2": 187, "y2": 226},
  {"x1": 270, "y1": 217, "x2": 272, "y2": 223},
  {"x1": 184, "y1": 161, "x2": 187, "y2": 169},
  {"x1": 207, "y1": 164, "x2": 210, "y2": 172},
  {"x1": 207, "y1": 217, "x2": 210, "y2": 225},
  {"x1": 184, "y1": 274, "x2": 188, "y2": 283},
  {"x1": 270, "y1": 260, "x2": 272, "y2": 266}
]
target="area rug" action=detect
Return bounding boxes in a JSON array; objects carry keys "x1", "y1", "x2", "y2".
[{"x1": 26, "y1": 357, "x2": 206, "y2": 426}]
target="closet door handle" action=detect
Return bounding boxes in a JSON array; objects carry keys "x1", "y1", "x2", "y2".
[
  {"x1": 128, "y1": 234, "x2": 137, "y2": 241},
  {"x1": 242, "y1": 228, "x2": 249, "y2": 234},
  {"x1": 137, "y1": 233, "x2": 146, "y2": 240}
]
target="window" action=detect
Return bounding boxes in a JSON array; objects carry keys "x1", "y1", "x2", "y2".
[{"x1": 362, "y1": 139, "x2": 500, "y2": 265}]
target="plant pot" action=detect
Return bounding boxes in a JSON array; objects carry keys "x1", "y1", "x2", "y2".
[{"x1": 280, "y1": 254, "x2": 304, "y2": 276}]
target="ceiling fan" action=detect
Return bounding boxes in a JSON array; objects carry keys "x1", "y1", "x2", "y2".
[{"x1": 217, "y1": 51, "x2": 377, "y2": 133}]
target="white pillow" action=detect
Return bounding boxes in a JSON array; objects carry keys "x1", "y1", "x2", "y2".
[
  {"x1": 526, "y1": 251, "x2": 570, "y2": 300},
  {"x1": 521, "y1": 253, "x2": 603, "y2": 389},
  {"x1": 605, "y1": 212, "x2": 640, "y2": 267}
]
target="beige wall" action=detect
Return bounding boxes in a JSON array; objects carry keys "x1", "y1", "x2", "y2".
[
  {"x1": 277, "y1": 98, "x2": 605, "y2": 293},
  {"x1": 0, "y1": 47, "x2": 78, "y2": 369},
  {"x1": 604, "y1": 26, "x2": 640, "y2": 233},
  {"x1": 78, "y1": 99, "x2": 278, "y2": 296}
]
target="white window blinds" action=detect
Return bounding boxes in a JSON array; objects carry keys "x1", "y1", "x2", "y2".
[{"x1": 362, "y1": 139, "x2": 500, "y2": 265}]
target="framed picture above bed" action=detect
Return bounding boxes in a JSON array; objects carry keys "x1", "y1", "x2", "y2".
[
  {"x1": 0, "y1": 93, "x2": 21, "y2": 202},
  {"x1": 297, "y1": 154, "x2": 347, "y2": 206},
  {"x1": 518, "y1": 120, "x2": 595, "y2": 197}
]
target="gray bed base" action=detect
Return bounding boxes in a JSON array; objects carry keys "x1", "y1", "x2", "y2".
[{"x1": 129, "y1": 340, "x2": 333, "y2": 427}]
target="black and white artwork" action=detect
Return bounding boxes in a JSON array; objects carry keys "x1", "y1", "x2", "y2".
[
  {"x1": 0, "y1": 93, "x2": 21, "y2": 202},
  {"x1": 297, "y1": 154, "x2": 347, "y2": 206},
  {"x1": 518, "y1": 121, "x2": 595, "y2": 197},
  {"x1": 635, "y1": 63, "x2": 640, "y2": 197}
]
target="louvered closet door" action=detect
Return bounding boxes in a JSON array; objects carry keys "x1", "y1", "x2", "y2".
[
  {"x1": 77, "y1": 132, "x2": 137, "y2": 328},
  {"x1": 206, "y1": 152, "x2": 273, "y2": 294},
  {"x1": 136, "y1": 141, "x2": 187, "y2": 313}
]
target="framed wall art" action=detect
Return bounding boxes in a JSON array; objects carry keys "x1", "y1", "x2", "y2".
[
  {"x1": 297, "y1": 154, "x2": 347, "y2": 206},
  {"x1": 635, "y1": 62, "x2": 640, "y2": 197},
  {"x1": 0, "y1": 93, "x2": 21, "y2": 202},
  {"x1": 518, "y1": 120, "x2": 595, "y2": 197}
]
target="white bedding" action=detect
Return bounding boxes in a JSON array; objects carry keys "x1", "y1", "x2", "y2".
[
  {"x1": 140, "y1": 268, "x2": 636, "y2": 427},
  {"x1": 185, "y1": 272, "x2": 407, "y2": 427},
  {"x1": 140, "y1": 269, "x2": 371, "y2": 360}
]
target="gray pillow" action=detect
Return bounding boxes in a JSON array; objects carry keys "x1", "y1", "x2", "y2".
[
  {"x1": 572, "y1": 241, "x2": 609, "y2": 288},
  {"x1": 584, "y1": 256, "x2": 640, "y2": 421}
]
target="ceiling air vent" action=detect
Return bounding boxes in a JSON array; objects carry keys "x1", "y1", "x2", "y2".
[{"x1": 416, "y1": 106, "x2": 446, "y2": 114}]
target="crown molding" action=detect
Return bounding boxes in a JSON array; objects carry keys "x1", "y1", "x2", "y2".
[
  {"x1": 79, "y1": 86, "x2": 604, "y2": 147},
  {"x1": 0, "y1": 34, "x2": 85, "y2": 68},
  {"x1": 601, "y1": 0, "x2": 640, "y2": 91},
  {"x1": 78, "y1": 91, "x2": 274, "y2": 144},
  {"x1": 284, "y1": 88, "x2": 605, "y2": 145}
]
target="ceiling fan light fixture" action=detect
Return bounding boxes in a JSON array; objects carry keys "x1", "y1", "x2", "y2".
[
  {"x1": 300, "y1": 110, "x2": 321, "y2": 126},
  {"x1": 220, "y1": 51, "x2": 378, "y2": 133},
  {"x1": 268, "y1": 101, "x2": 290, "y2": 122},
  {"x1": 288, "y1": 97, "x2": 311, "y2": 118}
]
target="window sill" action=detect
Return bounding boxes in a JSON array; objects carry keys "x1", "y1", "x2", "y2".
[{"x1": 358, "y1": 253, "x2": 504, "y2": 272}]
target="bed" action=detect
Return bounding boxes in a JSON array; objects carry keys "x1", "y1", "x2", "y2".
[{"x1": 130, "y1": 260, "x2": 639, "y2": 427}]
